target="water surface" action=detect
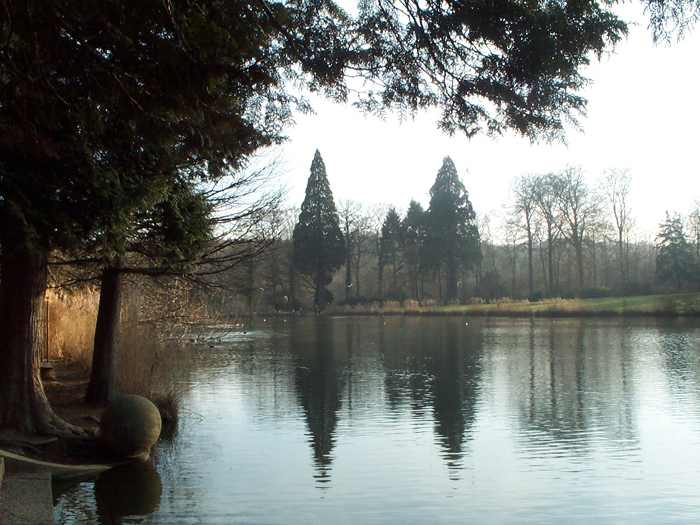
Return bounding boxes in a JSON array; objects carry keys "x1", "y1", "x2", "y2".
[{"x1": 55, "y1": 316, "x2": 700, "y2": 524}]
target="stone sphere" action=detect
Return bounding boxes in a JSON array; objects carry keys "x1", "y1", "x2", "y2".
[{"x1": 100, "y1": 395, "x2": 162, "y2": 459}]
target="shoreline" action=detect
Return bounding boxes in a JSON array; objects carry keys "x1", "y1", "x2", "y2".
[
  {"x1": 234, "y1": 293, "x2": 700, "y2": 319},
  {"x1": 244, "y1": 310, "x2": 700, "y2": 318}
]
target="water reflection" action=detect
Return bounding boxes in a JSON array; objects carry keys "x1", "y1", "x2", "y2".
[
  {"x1": 291, "y1": 318, "x2": 344, "y2": 486},
  {"x1": 379, "y1": 317, "x2": 483, "y2": 477},
  {"x1": 54, "y1": 460, "x2": 162, "y2": 525},
  {"x1": 491, "y1": 319, "x2": 640, "y2": 458},
  {"x1": 95, "y1": 461, "x2": 163, "y2": 523},
  {"x1": 54, "y1": 316, "x2": 700, "y2": 524}
]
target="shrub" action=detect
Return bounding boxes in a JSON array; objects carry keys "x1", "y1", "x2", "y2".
[{"x1": 403, "y1": 299, "x2": 421, "y2": 311}]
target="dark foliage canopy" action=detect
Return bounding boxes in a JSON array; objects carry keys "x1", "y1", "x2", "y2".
[
  {"x1": 657, "y1": 213, "x2": 696, "y2": 292},
  {"x1": 293, "y1": 150, "x2": 345, "y2": 305},
  {"x1": 424, "y1": 157, "x2": 480, "y2": 299},
  {"x1": 0, "y1": 0, "x2": 342, "y2": 256},
  {"x1": 353, "y1": 0, "x2": 627, "y2": 140},
  {"x1": 379, "y1": 208, "x2": 402, "y2": 264}
]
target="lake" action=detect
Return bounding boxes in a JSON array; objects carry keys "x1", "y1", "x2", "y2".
[{"x1": 54, "y1": 316, "x2": 700, "y2": 524}]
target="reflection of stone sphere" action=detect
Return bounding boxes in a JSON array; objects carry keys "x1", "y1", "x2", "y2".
[
  {"x1": 100, "y1": 395, "x2": 162, "y2": 459},
  {"x1": 95, "y1": 460, "x2": 163, "y2": 518}
]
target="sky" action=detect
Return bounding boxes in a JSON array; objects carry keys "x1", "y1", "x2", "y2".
[{"x1": 274, "y1": 3, "x2": 700, "y2": 237}]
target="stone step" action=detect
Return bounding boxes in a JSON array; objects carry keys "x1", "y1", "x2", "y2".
[{"x1": 0, "y1": 471, "x2": 55, "y2": 525}]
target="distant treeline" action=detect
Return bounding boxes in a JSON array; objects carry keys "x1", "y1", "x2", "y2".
[{"x1": 207, "y1": 162, "x2": 700, "y2": 314}]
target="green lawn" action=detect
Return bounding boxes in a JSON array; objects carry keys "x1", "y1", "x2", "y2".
[{"x1": 334, "y1": 293, "x2": 700, "y2": 317}]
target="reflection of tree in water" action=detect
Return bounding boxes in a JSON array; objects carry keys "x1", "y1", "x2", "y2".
[
  {"x1": 516, "y1": 319, "x2": 638, "y2": 454},
  {"x1": 94, "y1": 460, "x2": 163, "y2": 524},
  {"x1": 657, "y1": 319, "x2": 700, "y2": 402},
  {"x1": 429, "y1": 320, "x2": 482, "y2": 476},
  {"x1": 381, "y1": 317, "x2": 483, "y2": 477},
  {"x1": 530, "y1": 320, "x2": 587, "y2": 444},
  {"x1": 382, "y1": 318, "x2": 434, "y2": 416},
  {"x1": 291, "y1": 318, "x2": 344, "y2": 487}
]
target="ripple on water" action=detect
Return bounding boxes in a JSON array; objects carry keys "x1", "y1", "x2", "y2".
[{"x1": 54, "y1": 317, "x2": 700, "y2": 524}]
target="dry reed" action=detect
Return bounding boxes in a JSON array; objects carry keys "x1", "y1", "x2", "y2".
[{"x1": 47, "y1": 281, "x2": 194, "y2": 404}]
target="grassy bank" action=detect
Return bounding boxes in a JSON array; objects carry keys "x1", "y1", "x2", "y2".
[{"x1": 325, "y1": 293, "x2": 700, "y2": 317}]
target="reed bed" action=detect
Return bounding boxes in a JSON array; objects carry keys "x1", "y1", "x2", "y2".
[{"x1": 47, "y1": 282, "x2": 194, "y2": 406}]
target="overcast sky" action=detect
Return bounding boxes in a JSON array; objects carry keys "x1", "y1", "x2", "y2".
[{"x1": 275, "y1": 3, "x2": 700, "y2": 237}]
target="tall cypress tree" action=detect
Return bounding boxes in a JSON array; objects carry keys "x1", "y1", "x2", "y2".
[
  {"x1": 293, "y1": 151, "x2": 346, "y2": 309},
  {"x1": 424, "y1": 157, "x2": 480, "y2": 301}
]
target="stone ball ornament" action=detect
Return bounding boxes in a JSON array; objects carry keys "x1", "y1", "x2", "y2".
[{"x1": 100, "y1": 395, "x2": 162, "y2": 459}]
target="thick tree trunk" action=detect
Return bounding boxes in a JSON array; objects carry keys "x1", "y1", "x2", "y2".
[
  {"x1": 85, "y1": 264, "x2": 124, "y2": 405},
  {"x1": 0, "y1": 240, "x2": 84, "y2": 436}
]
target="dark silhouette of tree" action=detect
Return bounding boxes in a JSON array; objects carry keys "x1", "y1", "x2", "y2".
[
  {"x1": 338, "y1": 199, "x2": 367, "y2": 303},
  {"x1": 511, "y1": 175, "x2": 539, "y2": 299},
  {"x1": 293, "y1": 151, "x2": 346, "y2": 310},
  {"x1": 401, "y1": 201, "x2": 428, "y2": 302},
  {"x1": 603, "y1": 168, "x2": 633, "y2": 291},
  {"x1": 424, "y1": 157, "x2": 480, "y2": 301},
  {"x1": 657, "y1": 213, "x2": 696, "y2": 292},
  {"x1": 355, "y1": 0, "x2": 627, "y2": 140},
  {"x1": 84, "y1": 181, "x2": 216, "y2": 404},
  {"x1": 689, "y1": 201, "x2": 700, "y2": 266},
  {"x1": 552, "y1": 166, "x2": 602, "y2": 292},
  {"x1": 379, "y1": 208, "x2": 403, "y2": 299},
  {"x1": 533, "y1": 173, "x2": 561, "y2": 296}
]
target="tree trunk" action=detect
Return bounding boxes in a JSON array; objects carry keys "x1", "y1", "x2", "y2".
[
  {"x1": 575, "y1": 240, "x2": 585, "y2": 291},
  {"x1": 618, "y1": 229, "x2": 625, "y2": 289},
  {"x1": 314, "y1": 265, "x2": 324, "y2": 311},
  {"x1": 270, "y1": 248, "x2": 280, "y2": 307},
  {"x1": 547, "y1": 225, "x2": 555, "y2": 294},
  {"x1": 288, "y1": 251, "x2": 297, "y2": 309},
  {"x1": 85, "y1": 263, "x2": 124, "y2": 405},
  {"x1": 345, "y1": 251, "x2": 352, "y2": 302},
  {"x1": 446, "y1": 261, "x2": 458, "y2": 301},
  {"x1": 0, "y1": 240, "x2": 84, "y2": 436},
  {"x1": 527, "y1": 226, "x2": 534, "y2": 299}
]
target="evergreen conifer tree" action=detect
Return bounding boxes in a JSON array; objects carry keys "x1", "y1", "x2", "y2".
[
  {"x1": 293, "y1": 151, "x2": 346, "y2": 309},
  {"x1": 424, "y1": 157, "x2": 480, "y2": 301},
  {"x1": 379, "y1": 208, "x2": 403, "y2": 299},
  {"x1": 401, "y1": 200, "x2": 428, "y2": 301},
  {"x1": 657, "y1": 213, "x2": 696, "y2": 292}
]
